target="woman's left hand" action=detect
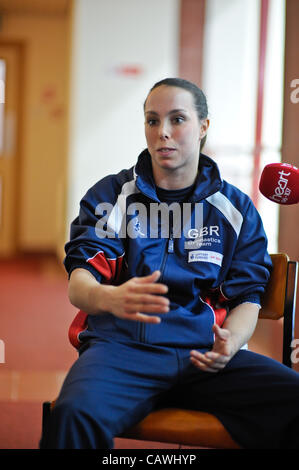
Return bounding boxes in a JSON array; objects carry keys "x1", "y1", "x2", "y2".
[{"x1": 190, "y1": 324, "x2": 235, "y2": 373}]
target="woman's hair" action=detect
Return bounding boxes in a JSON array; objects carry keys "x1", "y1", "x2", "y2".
[{"x1": 144, "y1": 77, "x2": 208, "y2": 150}]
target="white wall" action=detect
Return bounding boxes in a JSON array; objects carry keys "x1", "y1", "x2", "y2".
[
  {"x1": 202, "y1": 0, "x2": 285, "y2": 253},
  {"x1": 67, "y1": 0, "x2": 180, "y2": 225}
]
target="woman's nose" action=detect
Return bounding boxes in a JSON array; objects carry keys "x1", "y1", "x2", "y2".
[{"x1": 158, "y1": 121, "x2": 170, "y2": 139}]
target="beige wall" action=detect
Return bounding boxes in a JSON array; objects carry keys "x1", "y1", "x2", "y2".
[{"x1": 0, "y1": 11, "x2": 71, "y2": 253}]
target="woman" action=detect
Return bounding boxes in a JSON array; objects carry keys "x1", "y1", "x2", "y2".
[{"x1": 42, "y1": 78, "x2": 299, "y2": 449}]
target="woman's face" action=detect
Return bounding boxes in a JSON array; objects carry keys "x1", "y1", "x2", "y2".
[{"x1": 144, "y1": 85, "x2": 209, "y2": 181}]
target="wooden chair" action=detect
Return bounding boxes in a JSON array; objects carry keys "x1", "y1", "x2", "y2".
[{"x1": 42, "y1": 253, "x2": 298, "y2": 449}]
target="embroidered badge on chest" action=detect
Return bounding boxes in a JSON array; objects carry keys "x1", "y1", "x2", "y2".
[{"x1": 188, "y1": 250, "x2": 223, "y2": 266}]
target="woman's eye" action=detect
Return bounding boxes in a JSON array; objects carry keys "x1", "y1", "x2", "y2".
[
  {"x1": 173, "y1": 116, "x2": 184, "y2": 124},
  {"x1": 147, "y1": 119, "x2": 158, "y2": 126}
]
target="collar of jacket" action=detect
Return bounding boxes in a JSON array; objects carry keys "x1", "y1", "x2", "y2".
[{"x1": 134, "y1": 149, "x2": 223, "y2": 202}]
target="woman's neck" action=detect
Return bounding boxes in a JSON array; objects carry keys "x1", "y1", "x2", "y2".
[{"x1": 152, "y1": 167, "x2": 198, "y2": 190}]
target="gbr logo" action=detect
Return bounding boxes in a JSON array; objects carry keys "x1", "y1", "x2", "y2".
[{"x1": 187, "y1": 225, "x2": 219, "y2": 239}]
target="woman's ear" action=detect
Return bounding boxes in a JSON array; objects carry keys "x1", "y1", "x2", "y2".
[{"x1": 200, "y1": 118, "x2": 210, "y2": 139}]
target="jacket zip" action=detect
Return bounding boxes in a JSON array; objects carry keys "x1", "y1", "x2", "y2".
[
  {"x1": 160, "y1": 211, "x2": 174, "y2": 281},
  {"x1": 139, "y1": 321, "x2": 146, "y2": 343},
  {"x1": 139, "y1": 216, "x2": 174, "y2": 343},
  {"x1": 160, "y1": 238, "x2": 171, "y2": 281}
]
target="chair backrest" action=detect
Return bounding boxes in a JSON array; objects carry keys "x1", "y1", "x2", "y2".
[
  {"x1": 259, "y1": 253, "x2": 289, "y2": 319},
  {"x1": 259, "y1": 253, "x2": 298, "y2": 368}
]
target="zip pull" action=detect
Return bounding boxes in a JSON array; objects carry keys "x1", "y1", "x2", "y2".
[
  {"x1": 168, "y1": 211, "x2": 174, "y2": 253},
  {"x1": 168, "y1": 237, "x2": 174, "y2": 253}
]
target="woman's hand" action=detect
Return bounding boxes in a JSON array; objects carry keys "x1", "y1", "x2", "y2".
[
  {"x1": 190, "y1": 324, "x2": 234, "y2": 373},
  {"x1": 69, "y1": 268, "x2": 169, "y2": 323},
  {"x1": 102, "y1": 270, "x2": 169, "y2": 323},
  {"x1": 189, "y1": 302, "x2": 260, "y2": 373}
]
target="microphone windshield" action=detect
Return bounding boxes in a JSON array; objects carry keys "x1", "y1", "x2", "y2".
[{"x1": 259, "y1": 163, "x2": 299, "y2": 205}]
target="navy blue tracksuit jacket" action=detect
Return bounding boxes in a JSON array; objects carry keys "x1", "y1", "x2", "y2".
[{"x1": 65, "y1": 149, "x2": 272, "y2": 349}]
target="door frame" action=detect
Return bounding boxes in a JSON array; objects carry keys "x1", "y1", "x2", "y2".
[{"x1": 0, "y1": 40, "x2": 25, "y2": 257}]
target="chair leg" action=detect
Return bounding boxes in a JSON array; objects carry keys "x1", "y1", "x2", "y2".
[{"x1": 39, "y1": 401, "x2": 52, "y2": 449}]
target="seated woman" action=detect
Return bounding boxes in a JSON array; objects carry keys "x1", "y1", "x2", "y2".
[{"x1": 41, "y1": 78, "x2": 299, "y2": 449}]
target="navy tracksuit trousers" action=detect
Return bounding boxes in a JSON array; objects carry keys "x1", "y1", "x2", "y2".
[{"x1": 41, "y1": 337, "x2": 299, "y2": 449}]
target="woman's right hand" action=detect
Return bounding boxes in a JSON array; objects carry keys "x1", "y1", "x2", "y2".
[
  {"x1": 100, "y1": 270, "x2": 170, "y2": 323},
  {"x1": 69, "y1": 268, "x2": 169, "y2": 324}
]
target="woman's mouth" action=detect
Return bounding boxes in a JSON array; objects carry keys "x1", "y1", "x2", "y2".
[{"x1": 157, "y1": 147, "x2": 176, "y2": 157}]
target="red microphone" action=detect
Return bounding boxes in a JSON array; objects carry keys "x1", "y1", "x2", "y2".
[{"x1": 259, "y1": 162, "x2": 299, "y2": 205}]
